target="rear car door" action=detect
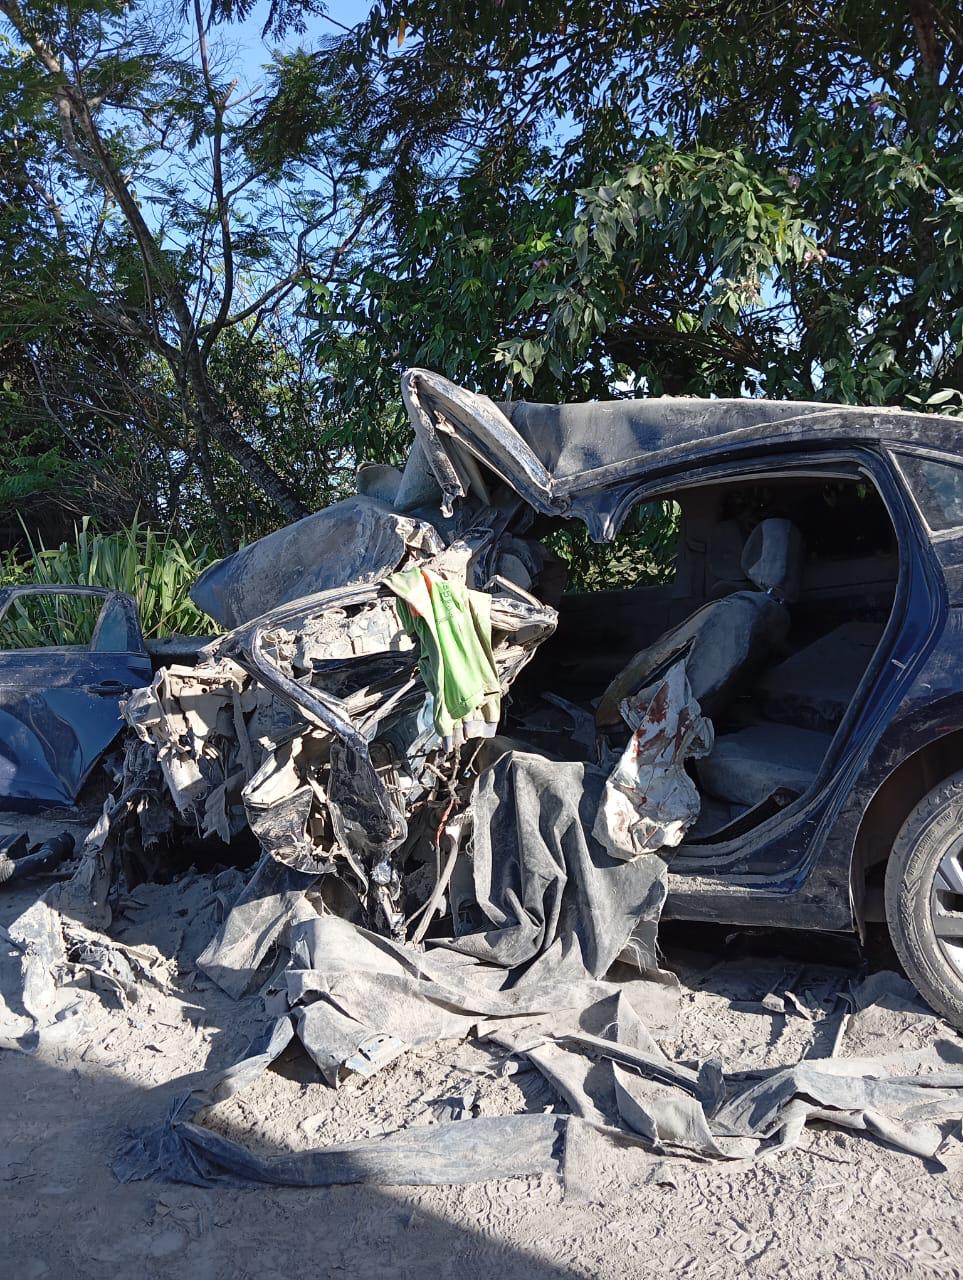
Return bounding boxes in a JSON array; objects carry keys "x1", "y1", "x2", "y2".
[{"x1": 0, "y1": 586, "x2": 151, "y2": 810}]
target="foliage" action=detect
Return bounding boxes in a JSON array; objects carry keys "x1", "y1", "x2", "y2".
[
  {"x1": 5, "y1": 0, "x2": 963, "y2": 581},
  {"x1": 287, "y1": 0, "x2": 963, "y2": 421},
  {"x1": 0, "y1": 1, "x2": 378, "y2": 550},
  {"x1": 547, "y1": 501, "x2": 680, "y2": 592},
  {"x1": 0, "y1": 440, "x2": 73, "y2": 510},
  {"x1": 0, "y1": 517, "x2": 215, "y2": 645}
]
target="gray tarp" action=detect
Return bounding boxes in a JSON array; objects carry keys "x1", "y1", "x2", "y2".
[
  {"x1": 114, "y1": 1013, "x2": 568, "y2": 1188},
  {"x1": 193, "y1": 749, "x2": 672, "y2": 1003},
  {"x1": 114, "y1": 751, "x2": 963, "y2": 1189},
  {"x1": 115, "y1": 911, "x2": 963, "y2": 1187},
  {"x1": 446, "y1": 750, "x2": 669, "y2": 976}
]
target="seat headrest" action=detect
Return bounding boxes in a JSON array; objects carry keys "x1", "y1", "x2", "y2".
[
  {"x1": 740, "y1": 517, "x2": 804, "y2": 602},
  {"x1": 356, "y1": 462, "x2": 403, "y2": 504}
]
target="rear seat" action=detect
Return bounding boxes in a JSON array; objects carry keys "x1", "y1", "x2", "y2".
[
  {"x1": 690, "y1": 621, "x2": 885, "y2": 823},
  {"x1": 696, "y1": 723, "x2": 833, "y2": 809},
  {"x1": 757, "y1": 621, "x2": 884, "y2": 733}
]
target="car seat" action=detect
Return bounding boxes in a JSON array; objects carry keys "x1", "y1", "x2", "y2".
[{"x1": 595, "y1": 517, "x2": 804, "y2": 730}]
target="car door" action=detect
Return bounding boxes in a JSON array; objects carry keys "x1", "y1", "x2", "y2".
[{"x1": 0, "y1": 586, "x2": 152, "y2": 810}]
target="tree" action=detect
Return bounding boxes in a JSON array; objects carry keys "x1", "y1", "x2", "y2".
[
  {"x1": 257, "y1": 0, "x2": 963, "y2": 434},
  {"x1": 7, "y1": 1, "x2": 962, "y2": 557},
  {"x1": 0, "y1": 0, "x2": 375, "y2": 548}
]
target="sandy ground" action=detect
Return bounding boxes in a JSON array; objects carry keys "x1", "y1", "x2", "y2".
[{"x1": 3, "y1": 831, "x2": 963, "y2": 1279}]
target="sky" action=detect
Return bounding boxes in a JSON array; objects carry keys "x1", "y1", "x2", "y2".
[{"x1": 226, "y1": 0, "x2": 373, "y2": 91}]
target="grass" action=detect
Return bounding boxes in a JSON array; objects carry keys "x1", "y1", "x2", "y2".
[{"x1": 0, "y1": 516, "x2": 217, "y2": 646}]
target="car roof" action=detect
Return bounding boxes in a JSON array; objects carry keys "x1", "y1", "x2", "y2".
[
  {"x1": 402, "y1": 369, "x2": 963, "y2": 537},
  {"x1": 499, "y1": 395, "x2": 850, "y2": 484}
]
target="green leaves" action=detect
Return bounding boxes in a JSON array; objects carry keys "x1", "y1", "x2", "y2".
[
  {"x1": 0, "y1": 448, "x2": 72, "y2": 509},
  {"x1": 491, "y1": 145, "x2": 819, "y2": 389},
  {"x1": 919, "y1": 388, "x2": 963, "y2": 414},
  {"x1": 6, "y1": 0, "x2": 963, "y2": 561},
  {"x1": 0, "y1": 0, "x2": 373, "y2": 543},
  {"x1": 0, "y1": 515, "x2": 216, "y2": 643},
  {"x1": 294, "y1": 0, "x2": 963, "y2": 415},
  {"x1": 547, "y1": 500, "x2": 680, "y2": 592}
]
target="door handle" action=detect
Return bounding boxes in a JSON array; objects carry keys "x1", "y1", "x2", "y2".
[{"x1": 85, "y1": 679, "x2": 130, "y2": 696}]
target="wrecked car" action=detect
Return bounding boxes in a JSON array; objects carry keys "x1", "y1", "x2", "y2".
[
  {"x1": 81, "y1": 367, "x2": 963, "y2": 1035},
  {"x1": 14, "y1": 368, "x2": 963, "y2": 1188}
]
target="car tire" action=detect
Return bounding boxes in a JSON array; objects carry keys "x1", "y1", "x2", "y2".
[{"x1": 885, "y1": 770, "x2": 963, "y2": 1029}]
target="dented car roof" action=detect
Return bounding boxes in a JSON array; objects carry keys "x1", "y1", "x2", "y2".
[{"x1": 403, "y1": 368, "x2": 963, "y2": 538}]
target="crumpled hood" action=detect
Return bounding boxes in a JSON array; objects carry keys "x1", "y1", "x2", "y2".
[{"x1": 191, "y1": 497, "x2": 444, "y2": 630}]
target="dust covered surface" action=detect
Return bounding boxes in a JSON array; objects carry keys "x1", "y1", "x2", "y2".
[{"x1": 4, "y1": 870, "x2": 963, "y2": 1279}]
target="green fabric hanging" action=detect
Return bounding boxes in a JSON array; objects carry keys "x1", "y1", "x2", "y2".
[{"x1": 386, "y1": 566, "x2": 501, "y2": 741}]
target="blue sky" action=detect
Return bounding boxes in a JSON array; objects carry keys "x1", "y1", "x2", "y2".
[{"x1": 225, "y1": 0, "x2": 373, "y2": 89}]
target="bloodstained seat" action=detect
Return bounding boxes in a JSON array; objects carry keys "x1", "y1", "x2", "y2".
[{"x1": 595, "y1": 517, "x2": 804, "y2": 731}]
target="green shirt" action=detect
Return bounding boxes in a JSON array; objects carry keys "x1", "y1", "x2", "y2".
[{"x1": 386, "y1": 567, "x2": 501, "y2": 739}]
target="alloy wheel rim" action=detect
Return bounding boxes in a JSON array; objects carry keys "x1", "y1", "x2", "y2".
[{"x1": 930, "y1": 836, "x2": 963, "y2": 979}]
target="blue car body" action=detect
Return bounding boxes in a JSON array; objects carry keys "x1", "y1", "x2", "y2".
[{"x1": 401, "y1": 370, "x2": 963, "y2": 936}]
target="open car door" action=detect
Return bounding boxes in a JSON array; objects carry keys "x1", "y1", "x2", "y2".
[{"x1": 0, "y1": 586, "x2": 151, "y2": 810}]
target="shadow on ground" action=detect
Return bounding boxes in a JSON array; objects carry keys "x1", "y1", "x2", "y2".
[{"x1": 0, "y1": 1044, "x2": 585, "y2": 1280}]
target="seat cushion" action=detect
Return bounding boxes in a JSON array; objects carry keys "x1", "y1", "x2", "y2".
[{"x1": 696, "y1": 723, "x2": 833, "y2": 808}]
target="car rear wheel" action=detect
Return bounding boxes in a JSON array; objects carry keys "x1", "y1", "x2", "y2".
[{"x1": 885, "y1": 771, "x2": 963, "y2": 1029}]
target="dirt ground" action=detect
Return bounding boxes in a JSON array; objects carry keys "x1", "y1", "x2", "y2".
[{"x1": 3, "y1": 830, "x2": 963, "y2": 1279}]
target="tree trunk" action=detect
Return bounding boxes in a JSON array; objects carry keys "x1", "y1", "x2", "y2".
[
  {"x1": 208, "y1": 413, "x2": 309, "y2": 524},
  {"x1": 0, "y1": 3, "x2": 312, "y2": 527},
  {"x1": 181, "y1": 349, "x2": 307, "y2": 523},
  {"x1": 194, "y1": 420, "x2": 238, "y2": 555}
]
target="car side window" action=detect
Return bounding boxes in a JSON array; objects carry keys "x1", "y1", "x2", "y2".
[
  {"x1": 897, "y1": 452, "x2": 963, "y2": 532},
  {"x1": 0, "y1": 590, "x2": 101, "y2": 649},
  {"x1": 0, "y1": 588, "x2": 144, "y2": 653}
]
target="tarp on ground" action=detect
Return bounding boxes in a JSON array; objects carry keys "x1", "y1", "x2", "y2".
[{"x1": 114, "y1": 753, "x2": 963, "y2": 1189}]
